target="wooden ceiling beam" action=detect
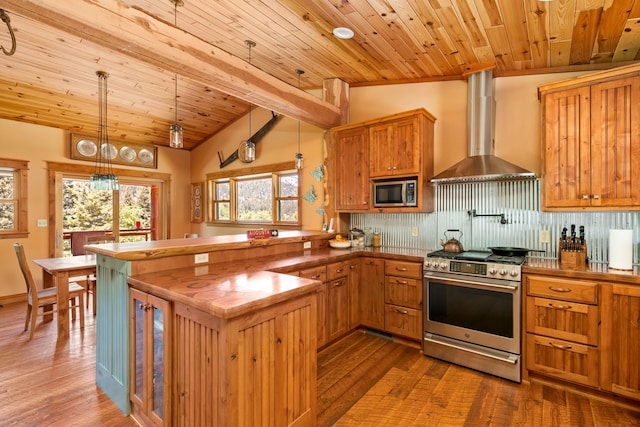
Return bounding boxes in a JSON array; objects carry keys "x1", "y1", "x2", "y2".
[{"x1": 2, "y1": 0, "x2": 342, "y2": 130}]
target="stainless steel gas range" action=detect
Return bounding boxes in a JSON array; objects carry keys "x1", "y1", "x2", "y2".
[{"x1": 423, "y1": 250, "x2": 524, "y2": 382}]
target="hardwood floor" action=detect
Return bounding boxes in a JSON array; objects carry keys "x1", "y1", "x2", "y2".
[
  {"x1": 318, "y1": 331, "x2": 640, "y2": 426},
  {"x1": 1, "y1": 300, "x2": 639, "y2": 426}
]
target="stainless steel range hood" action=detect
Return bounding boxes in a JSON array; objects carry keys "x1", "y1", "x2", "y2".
[{"x1": 431, "y1": 70, "x2": 535, "y2": 183}]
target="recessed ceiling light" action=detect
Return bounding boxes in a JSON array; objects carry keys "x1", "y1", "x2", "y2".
[{"x1": 333, "y1": 27, "x2": 354, "y2": 40}]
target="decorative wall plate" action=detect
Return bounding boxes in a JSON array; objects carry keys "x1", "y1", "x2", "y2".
[
  {"x1": 70, "y1": 133, "x2": 158, "y2": 169},
  {"x1": 76, "y1": 139, "x2": 97, "y2": 157},
  {"x1": 138, "y1": 148, "x2": 154, "y2": 164},
  {"x1": 119, "y1": 146, "x2": 136, "y2": 162},
  {"x1": 100, "y1": 143, "x2": 117, "y2": 160}
]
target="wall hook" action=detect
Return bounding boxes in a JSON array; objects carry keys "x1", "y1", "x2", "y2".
[{"x1": 0, "y1": 9, "x2": 16, "y2": 56}]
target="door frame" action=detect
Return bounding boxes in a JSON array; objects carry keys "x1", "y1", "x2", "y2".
[{"x1": 47, "y1": 161, "x2": 172, "y2": 257}]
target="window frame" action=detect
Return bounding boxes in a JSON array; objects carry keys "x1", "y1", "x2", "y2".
[
  {"x1": 0, "y1": 158, "x2": 29, "y2": 239},
  {"x1": 206, "y1": 161, "x2": 301, "y2": 227}
]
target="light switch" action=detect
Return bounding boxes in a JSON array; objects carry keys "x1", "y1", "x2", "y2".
[{"x1": 195, "y1": 253, "x2": 209, "y2": 264}]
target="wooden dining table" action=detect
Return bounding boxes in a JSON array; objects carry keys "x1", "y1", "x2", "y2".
[{"x1": 32, "y1": 254, "x2": 97, "y2": 339}]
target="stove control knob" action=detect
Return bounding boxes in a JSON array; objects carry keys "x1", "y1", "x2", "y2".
[
  {"x1": 439, "y1": 262, "x2": 448, "y2": 270},
  {"x1": 499, "y1": 269, "x2": 507, "y2": 276},
  {"x1": 509, "y1": 270, "x2": 519, "y2": 277},
  {"x1": 488, "y1": 268, "x2": 497, "y2": 275},
  {"x1": 424, "y1": 261, "x2": 431, "y2": 268}
]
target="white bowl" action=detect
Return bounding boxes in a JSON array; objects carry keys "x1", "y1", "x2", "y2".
[{"x1": 329, "y1": 240, "x2": 351, "y2": 249}]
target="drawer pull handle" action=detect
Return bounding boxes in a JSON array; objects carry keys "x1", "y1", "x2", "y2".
[
  {"x1": 311, "y1": 274, "x2": 320, "y2": 279},
  {"x1": 350, "y1": 265, "x2": 356, "y2": 270},
  {"x1": 335, "y1": 267, "x2": 344, "y2": 273},
  {"x1": 548, "y1": 303, "x2": 572, "y2": 310},
  {"x1": 395, "y1": 267, "x2": 408, "y2": 272},
  {"x1": 396, "y1": 279, "x2": 409, "y2": 284},
  {"x1": 548, "y1": 341, "x2": 572, "y2": 350},
  {"x1": 394, "y1": 308, "x2": 409, "y2": 315},
  {"x1": 548, "y1": 286, "x2": 572, "y2": 293}
]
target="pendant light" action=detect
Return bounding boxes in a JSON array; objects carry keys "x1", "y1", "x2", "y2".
[
  {"x1": 91, "y1": 71, "x2": 119, "y2": 191},
  {"x1": 169, "y1": 0, "x2": 184, "y2": 149},
  {"x1": 243, "y1": 40, "x2": 256, "y2": 162},
  {"x1": 294, "y1": 69, "x2": 305, "y2": 169}
]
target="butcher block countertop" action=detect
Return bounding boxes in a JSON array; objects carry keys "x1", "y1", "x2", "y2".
[
  {"x1": 523, "y1": 258, "x2": 640, "y2": 285},
  {"x1": 124, "y1": 235, "x2": 427, "y2": 319}
]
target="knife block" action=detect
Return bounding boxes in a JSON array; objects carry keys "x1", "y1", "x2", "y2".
[{"x1": 558, "y1": 239, "x2": 587, "y2": 269}]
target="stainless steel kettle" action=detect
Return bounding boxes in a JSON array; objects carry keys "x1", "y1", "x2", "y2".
[{"x1": 440, "y1": 229, "x2": 464, "y2": 253}]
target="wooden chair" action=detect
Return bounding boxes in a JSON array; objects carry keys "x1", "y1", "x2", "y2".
[
  {"x1": 13, "y1": 243, "x2": 85, "y2": 339},
  {"x1": 83, "y1": 234, "x2": 117, "y2": 314}
]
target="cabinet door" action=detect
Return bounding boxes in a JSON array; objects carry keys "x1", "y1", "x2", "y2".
[
  {"x1": 369, "y1": 117, "x2": 420, "y2": 177},
  {"x1": 369, "y1": 122, "x2": 394, "y2": 178},
  {"x1": 542, "y1": 86, "x2": 592, "y2": 209},
  {"x1": 589, "y1": 77, "x2": 640, "y2": 208},
  {"x1": 526, "y1": 296, "x2": 598, "y2": 345},
  {"x1": 601, "y1": 284, "x2": 640, "y2": 400},
  {"x1": 359, "y1": 257, "x2": 385, "y2": 330},
  {"x1": 299, "y1": 266, "x2": 327, "y2": 347},
  {"x1": 130, "y1": 288, "x2": 171, "y2": 426},
  {"x1": 327, "y1": 277, "x2": 350, "y2": 342},
  {"x1": 526, "y1": 333, "x2": 599, "y2": 387},
  {"x1": 335, "y1": 127, "x2": 370, "y2": 211}
]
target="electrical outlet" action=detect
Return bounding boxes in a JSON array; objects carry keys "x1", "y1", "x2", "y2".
[
  {"x1": 411, "y1": 227, "x2": 418, "y2": 237},
  {"x1": 539, "y1": 230, "x2": 551, "y2": 244},
  {"x1": 194, "y1": 253, "x2": 209, "y2": 264},
  {"x1": 303, "y1": 241, "x2": 311, "y2": 249},
  {"x1": 37, "y1": 219, "x2": 48, "y2": 227}
]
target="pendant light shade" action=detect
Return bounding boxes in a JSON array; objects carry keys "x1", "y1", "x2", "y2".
[
  {"x1": 91, "y1": 71, "x2": 119, "y2": 191},
  {"x1": 169, "y1": 122, "x2": 183, "y2": 148},
  {"x1": 294, "y1": 68, "x2": 304, "y2": 169}
]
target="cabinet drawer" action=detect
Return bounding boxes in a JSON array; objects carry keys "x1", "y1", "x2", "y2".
[
  {"x1": 384, "y1": 260, "x2": 422, "y2": 279},
  {"x1": 326, "y1": 261, "x2": 349, "y2": 281},
  {"x1": 384, "y1": 276, "x2": 422, "y2": 309},
  {"x1": 526, "y1": 333, "x2": 599, "y2": 388},
  {"x1": 384, "y1": 304, "x2": 422, "y2": 340},
  {"x1": 526, "y1": 275, "x2": 598, "y2": 304},
  {"x1": 298, "y1": 265, "x2": 327, "y2": 282},
  {"x1": 526, "y1": 297, "x2": 599, "y2": 345}
]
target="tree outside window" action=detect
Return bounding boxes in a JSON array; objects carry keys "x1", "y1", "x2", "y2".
[{"x1": 206, "y1": 162, "x2": 300, "y2": 226}]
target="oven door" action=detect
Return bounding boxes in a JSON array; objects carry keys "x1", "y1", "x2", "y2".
[{"x1": 423, "y1": 273, "x2": 520, "y2": 355}]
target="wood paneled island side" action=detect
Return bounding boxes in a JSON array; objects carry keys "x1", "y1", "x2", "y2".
[{"x1": 87, "y1": 231, "x2": 327, "y2": 426}]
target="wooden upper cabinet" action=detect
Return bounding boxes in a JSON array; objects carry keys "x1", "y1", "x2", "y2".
[
  {"x1": 589, "y1": 78, "x2": 640, "y2": 208},
  {"x1": 540, "y1": 66, "x2": 640, "y2": 211},
  {"x1": 330, "y1": 108, "x2": 435, "y2": 213},
  {"x1": 334, "y1": 127, "x2": 370, "y2": 211},
  {"x1": 369, "y1": 116, "x2": 420, "y2": 177}
]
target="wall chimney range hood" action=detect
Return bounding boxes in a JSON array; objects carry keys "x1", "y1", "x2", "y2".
[{"x1": 430, "y1": 69, "x2": 535, "y2": 183}]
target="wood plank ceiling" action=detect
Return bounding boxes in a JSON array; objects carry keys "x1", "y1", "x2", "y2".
[{"x1": 0, "y1": 0, "x2": 639, "y2": 151}]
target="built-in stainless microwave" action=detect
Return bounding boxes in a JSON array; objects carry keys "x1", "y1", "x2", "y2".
[{"x1": 373, "y1": 178, "x2": 418, "y2": 207}]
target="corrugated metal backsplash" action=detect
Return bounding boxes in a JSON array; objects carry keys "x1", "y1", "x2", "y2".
[{"x1": 350, "y1": 179, "x2": 639, "y2": 265}]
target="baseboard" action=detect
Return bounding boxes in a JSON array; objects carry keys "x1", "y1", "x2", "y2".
[{"x1": 0, "y1": 293, "x2": 27, "y2": 305}]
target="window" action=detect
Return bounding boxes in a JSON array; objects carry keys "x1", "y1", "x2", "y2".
[
  {"x1": 0, "y1": 158, "x2": 28, "y2": 238},
  {"x1": 206, "y1": 162, "x2": 300, "y2": 226}
]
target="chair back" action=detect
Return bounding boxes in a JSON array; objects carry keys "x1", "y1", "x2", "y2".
[{"x1": 13, "y1": 243, "x2": 37, "y2": 300}]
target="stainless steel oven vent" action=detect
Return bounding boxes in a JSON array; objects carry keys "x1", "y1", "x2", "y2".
[{"x1": 431, "y1": 70, "x2": 535, "y2": 183}]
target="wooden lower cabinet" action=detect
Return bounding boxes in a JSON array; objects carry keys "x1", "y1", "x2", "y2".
[
  {"x1": 172, "y1": 293, "x2": 317, "y2": 426},
  {"x1": 601, "y1": 283, "x2": 640, "y2": 400},
  {"x1": 359, "y1": 257, "x2": 385, "y2": 331},
  {"x1": 299, "y1": 265, "x2": 328, "y2": 347},
  {"x1": 524, "y1": 274, "x2": 600, "y2": 388},
  {"x1": 383, "y1": 260, "x2": 423, "y2": 340},
  {"x1": 130, "y1": 288, "x2": 171, "y2": 427}
]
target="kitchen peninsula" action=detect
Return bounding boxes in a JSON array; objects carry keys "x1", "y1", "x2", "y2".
[{"x1": 86, "y1": 230, "x2": 424, "y2": 426}]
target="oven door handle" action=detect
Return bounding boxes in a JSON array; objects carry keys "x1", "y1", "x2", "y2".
[
  {"x1": 425, "y1": 275, "x2": 518, "y2": 291},
  {"x1": 424, "y1": 335, "x2": 518, "y2": 364}
]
